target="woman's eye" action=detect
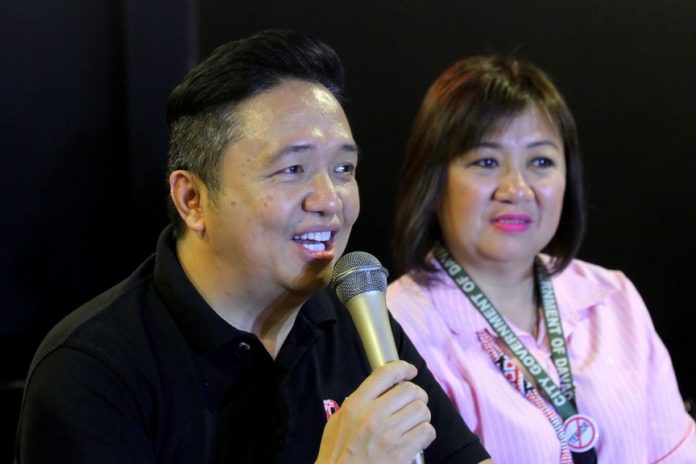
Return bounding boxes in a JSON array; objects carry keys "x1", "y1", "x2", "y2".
[
  {"x1": 471, "y1": 158, "x2": 498, "y2": 168},
  {"x1": 531, "y1": 157, "x2": 555, "y2": 168}
]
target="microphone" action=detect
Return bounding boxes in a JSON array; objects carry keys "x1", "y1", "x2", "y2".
[
  {"x1": 330, "y1": 251, "x2": 395, "y2": 369},
  {"x1": 330, "y1": 251, "x2": 425, "y2": 464}
]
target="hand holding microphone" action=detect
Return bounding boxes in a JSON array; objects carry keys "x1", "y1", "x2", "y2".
[{"x1": 315, "y1": 252, "x2": 430, "y2": 464}]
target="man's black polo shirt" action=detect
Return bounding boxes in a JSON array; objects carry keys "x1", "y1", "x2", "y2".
[{"x1": 15, "y1": 226, "x2": 489, "y2": 463}]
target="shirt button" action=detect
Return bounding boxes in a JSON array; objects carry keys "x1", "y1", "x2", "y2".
[{"x1": 238, "y1": 341, "x2": 251, "y2": 351}]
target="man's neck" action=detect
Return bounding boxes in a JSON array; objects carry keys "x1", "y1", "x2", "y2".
[{"x1": 175, "y1": 234, "x2": 306, "y2": 359}]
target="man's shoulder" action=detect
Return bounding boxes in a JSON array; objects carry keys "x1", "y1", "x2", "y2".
[{"x1": 29, "y1": 256, "x2": 159, "y2": 374}]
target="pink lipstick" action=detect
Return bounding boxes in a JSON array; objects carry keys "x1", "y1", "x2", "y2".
[{"x1": 490, "y1": 214, "x2": 532, "y2": 233}]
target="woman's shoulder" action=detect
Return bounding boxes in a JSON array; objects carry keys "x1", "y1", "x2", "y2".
[
  {"x1": 550, "y1": 256, "x2": 635, "y2": 292},
  {"x1": 387, "y1": 269, "x2": 456, "y2": 326},
  {"x1": 387, "y1": 272, "x2": 432, "y2": 308},
  {"x1": 386, "y1": 270, "x2": 468, "y2": 350},
  {"x1": 549, "y1": 256, "x2": 650, "y2": 319}
]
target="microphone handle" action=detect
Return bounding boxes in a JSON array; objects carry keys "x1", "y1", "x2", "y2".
[
  {"x1": 344, "y1": 291, "x2": 398, "y2": 369},
  {"x1": 344, "y1": 291, "x2": 425, "y2": 464}
]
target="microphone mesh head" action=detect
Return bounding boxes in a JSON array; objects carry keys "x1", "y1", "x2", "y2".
[{"x1": 330, "y1": 251, "x2": 389, "y2": 303}]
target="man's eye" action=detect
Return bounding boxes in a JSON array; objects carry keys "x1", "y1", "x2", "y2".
[
  {"x1": 471, "y1": 158, "x2": 498, "y2": 168},
  {"x1": 335, "y1": 163, "x2": 356, "y2": 175},
  {"x1": 281, "y1": 165, "x2": 304, "y2": 175}
]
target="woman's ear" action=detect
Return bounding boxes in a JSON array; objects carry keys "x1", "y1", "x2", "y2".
[{"x1": 169, "y1": 170, "x2": 207, "y2": 235}]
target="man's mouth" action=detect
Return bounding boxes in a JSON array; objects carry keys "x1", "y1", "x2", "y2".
[{"x1": 293, "y1": 231, "x2": 333, "y2": 252}]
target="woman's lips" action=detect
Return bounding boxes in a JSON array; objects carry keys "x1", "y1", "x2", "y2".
[{"x1": 490, "y1": 214, "x2": 532, "y2": 233}]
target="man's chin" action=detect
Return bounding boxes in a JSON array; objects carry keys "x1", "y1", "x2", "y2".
[{"x1": 289, "y1": 263, "x2": 333, "y2": 296}]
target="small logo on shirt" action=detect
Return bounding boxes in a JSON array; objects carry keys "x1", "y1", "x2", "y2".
[{"x1": 323, "y1": 399, "x2": 341, "y2": 420}]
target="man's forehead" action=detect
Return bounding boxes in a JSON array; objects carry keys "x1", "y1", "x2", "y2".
[
  {"x1": 234, "y1": 80, "x2": 351, "y2": 139},
  {"x1": 220, "y1": 81, "x2": 356, "y2": 166},
  {"x1": 239, "y1": 79, "x2": 340, "y2": 114}
]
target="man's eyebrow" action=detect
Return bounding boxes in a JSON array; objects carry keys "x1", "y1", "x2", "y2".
[
  {"x1": 342, "y1": 143, "x2": 360, "y2": 155},
  {"x1": 273, "y1": 142, "x2": 360, "y2": 160},
  {"x1": 283, "y1": 142, "x2": 313, "y2": 153}
]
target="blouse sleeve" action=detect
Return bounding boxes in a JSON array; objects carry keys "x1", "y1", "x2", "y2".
[{"x1": 617, "y1": 274, "x2": 696, "y2": 462}]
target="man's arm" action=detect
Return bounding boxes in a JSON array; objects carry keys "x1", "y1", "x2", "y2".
[{"x1": 16, "y1": 348, "x2": 154, "y2": 464}]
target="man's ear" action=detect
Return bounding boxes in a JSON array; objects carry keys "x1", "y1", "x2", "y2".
[{"x1": 169, "y1": 170, "x2": 207, "y2": 234}]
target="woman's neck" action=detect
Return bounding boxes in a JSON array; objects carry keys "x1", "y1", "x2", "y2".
[{"x1": 461, "y1": 259, "x2": 539, "y2": 335}]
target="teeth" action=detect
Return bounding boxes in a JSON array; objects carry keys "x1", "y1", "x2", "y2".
[
  {"x1": 495, "y1": 218, "x2": 528, "y2": 223},
  {"x1": 294, "y1": 231, "x2": 331, "y2": 241},
  {"x1": 303, "y1": 242, "x2": 327, "y2": 252}
]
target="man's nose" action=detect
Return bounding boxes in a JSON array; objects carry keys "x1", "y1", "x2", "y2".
[{"x1": 303, "y1": 172, "x2": 341, "y2": 215}]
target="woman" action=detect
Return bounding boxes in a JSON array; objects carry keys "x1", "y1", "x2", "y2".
[{"x1": 386, "y1": 56, "x2": 696, "y2": 463}]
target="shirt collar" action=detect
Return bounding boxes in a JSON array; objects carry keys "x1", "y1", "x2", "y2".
[
  {"x1": 153, "y1": 225, "x2": 338, "y2": 356},
  {"x1": 298, "y1": 288, "x2": 339, "y2": 327},
  {"x1": 430, "y1": 254, "x2": 617, "y2": 338},
  {"x1": 153, "y1": 225, "x2": 245, "y2": 355},
  {"x1": 546, "y1": 256, "x2": 617, "y2": 329}
]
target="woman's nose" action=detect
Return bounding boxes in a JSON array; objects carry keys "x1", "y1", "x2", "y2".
[{"x1": 493, "y1": 169, "x2": 534, "y2": 203}]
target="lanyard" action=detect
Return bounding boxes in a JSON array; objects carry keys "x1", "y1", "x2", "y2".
[{"x1": 433, "y1": 243, "x2": 578, "y2": 420}]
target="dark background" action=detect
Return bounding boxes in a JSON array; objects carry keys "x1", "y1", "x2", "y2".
[{"x1": 2, "y1": 0, "x2": 695, "y2": 459}]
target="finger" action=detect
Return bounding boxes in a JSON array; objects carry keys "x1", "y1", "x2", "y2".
[
  {"x1": 349, "y1": 361, "x2": 417, "y2": 403},
  {"x1": 398, "y1": 421, "x2": 436, "y2": 460},
  {"x1": 374, "y1": 384, "x2": 431, "y2": 443},
  {"x1": 374, "y1": 416, "x2": 435, "y2": 463},
  {"x1": 385, "y1": 393, "x2": 432, "y2": 437},
  {"x1": 372, "y1": 380, "x2": 429, "y2": 418}
]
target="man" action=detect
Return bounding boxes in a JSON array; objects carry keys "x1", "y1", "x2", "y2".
[{"x1": 15, "y1": 30, "x2": 491, "y2": 463}]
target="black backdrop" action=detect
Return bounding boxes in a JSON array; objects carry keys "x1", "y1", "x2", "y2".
[{"x1": 2, "y1": 0, "x2": 695, "y2": 458}]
